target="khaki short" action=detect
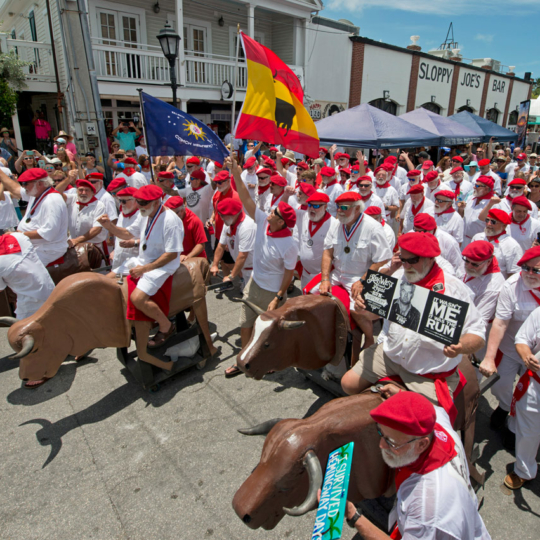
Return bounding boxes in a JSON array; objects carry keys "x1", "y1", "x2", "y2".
[
  {"x1": 239, "y1": 277, "x2": 286, "y2": 328},
  {"x1": 352, "y1": 343, "x2": 460, "y2": 405}
]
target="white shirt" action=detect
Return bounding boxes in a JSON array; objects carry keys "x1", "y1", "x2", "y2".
[
  {"x1": 18, "y1": 186, "x2": 68, "y2": 262},
  {"x1": 383, "y1": 221, "x2": 396, "y2": 249},
  {"x1": 324, "y1": 213, "x2": 392, "y2": 287},
  {"x1": 294, "y1": 212, "x2": 337, "y2": 277},
  {"x1": 495, "y1": 197, "x2": 538, "y2": 220},
  {"x1": 256, "y1": 188, "x2": 272, "y2": 214},
  {"x1": 357, "y1": 192, "x2": 386, "y2": 216},
  {"x1": 112, "y1": 209, "x2": 141, "y2": 268},
  {"x1": 66, "y1": 192, "x2": 107, "y2": 245},
  {"x1": 509, "y1": 216, "x2": 540, "y2": 252},
  {"x1": 184, "y1": 183, "x2": 213, "y2": 225},
  {"x1": 219, "y1": 214, "x2": 256, "y2": 269},
  {"x1": 401, "y1": 198, "x2": 435, "y2": 234},
  {"x1": 395, "y1": 165, "x2": 408, "y2": 184},
  {"x1": 318, "y1": 181, "x2": 344, "y2": 217},
  {"x1": 447, "y1": 179, "x2": 474, "y2": 204},
  {"x1": 241, "y1": 169, "x2": 258, "y2": 200},
  {"x1": 135, "y1": 145, "x2": 148, "y2": 159},
  {"x1": 252, "y1": 208, "x2": 299, "y2": 292},
  {"x1": 374, "y1": 184, "x2": 399, "y2": 224},
  {"x1": 384, "y1": 267, "x2": 484, "y2": 374},
  {"x1": 435, "y1": 210, "x2": 464, "y2": 244},
  {"x1": 470, "y1": 232, "x2": 523, "y2": 279},
  {"x1": 0, "y1": 191, "x2": 19, "y2": 229},
  {"x1": 495, "y1": 273, "x2": 540, "y2": 361},
  {"x1": 425, "y1": 181, "x2": 452, "y2": 203},
  {"x1": 96, "y1": 187, "x2": 118, "y2": 220},
  {"x1": 116, "y1": 171, "x2": 148, "y2": 189},
  {"x1": 463, "y1": 269, "x2": 506, "y2": 326},
  {"x1": 463, "y1": 197, "x2": 491, "y2": 246},
  {"x1": 435, "y1": 228, "x2": 465, "y2": 279}
]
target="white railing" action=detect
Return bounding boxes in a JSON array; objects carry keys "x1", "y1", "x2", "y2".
[{"x1": 0, "y1": 34, "x2": 55, "y2": 82}]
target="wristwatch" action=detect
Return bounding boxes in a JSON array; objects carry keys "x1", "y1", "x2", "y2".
[
  {"x1": 347, "y1": 507, "x2": 363, "y2": 528},
  {"x1": 276, "y1": 294, "x2": 284, "y2": 302}
]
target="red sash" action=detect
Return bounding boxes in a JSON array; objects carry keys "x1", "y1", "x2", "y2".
[
  {"x1": 266, "y1": 224, "x2": 292, "y2": 238},
  {"x1": 308, "y1": 211, "x2": 331, "y2": 238},
  {"x1": 453, "y1": 181, "x2": 461, "y2": 198},
  {"x1": 510, "y1": 369, "x2": 540, "y2": 416},
  {"x1": 411, "y1": 197, "x2": 425, "y2": 217},
  {"x1": 0, "y1": 234, "x2": 22, "y2": 255},
  {"x1": 126, "y1": 274, "x2": 174, "y2": 321},
  {"x1": 512, "y1": 214, "x2": 530, "y2": 233}
]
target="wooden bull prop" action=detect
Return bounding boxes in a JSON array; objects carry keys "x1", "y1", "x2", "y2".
[
  {"x1": 232, "y1": 392, "x2": 394, "y2": 530},
  {"x1": 236, "y1": 294, "x2": 484, "y2": 484},
  {"x1": 3, "y1": 258, "x2": 216, "y2": 384}
]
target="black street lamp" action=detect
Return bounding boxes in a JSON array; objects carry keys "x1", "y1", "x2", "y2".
[{"x1": 157, "y1": 22, "x2": 181, "y2": 108}]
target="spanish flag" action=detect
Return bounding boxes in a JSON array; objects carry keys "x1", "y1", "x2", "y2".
[{"x1": 235, "y1": 32, "x2": 319, "y2": 158}]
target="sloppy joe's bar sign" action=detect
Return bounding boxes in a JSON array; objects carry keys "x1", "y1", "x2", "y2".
[{"x1": 419, "y1": 62, "x2": 453, "y2": 84}]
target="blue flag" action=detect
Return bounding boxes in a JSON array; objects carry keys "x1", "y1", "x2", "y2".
[{"x1": 141, "y1": 92, "x2": 229, "y2": 162}]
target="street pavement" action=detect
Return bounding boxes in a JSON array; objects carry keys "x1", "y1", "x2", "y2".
[{"x1": 0, "y1": 282, "x2": 539, "y2": 540}]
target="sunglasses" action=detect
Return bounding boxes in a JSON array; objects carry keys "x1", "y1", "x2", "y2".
[
  {"x1": 214, "y1": 179, "x2": 228, "y2": 185},
  {"x1": 376, "y1": 425, "x2": 423, "y2": 450},
  {"x1": 336, "y1": 204, "x2": 352, "y2": 211},
  {"x1": 509, "y1": 186, "x2": 523, "y2": 191},
  {"x1": 258, "y1": 175, "x2": 269, "y2": 180},
  {"x1": 485, "y1": 218, "x2": 498, "y2": 225},
  {"x1": 118, "y1": 199, "x2": 133, "y2": 204},
  {"x1": 399, "y1": 254, "x2": 420, "y2": 265},
  {"x1": 136, "y1": 199, "x2": 152, "y2": 206},
  {"x1": 521, "y1": 264, "x2": 540, "y2": 275},
  {"x1": 186, "y1": 164, "x2": 195, "y2": 169},
  {"x1": 23, "y1": 157, "x2": 34, "y2": 160},
  {"x1": 88, "y1": 180, "x2": 101, "y2": 184},
  {"x1": 435, "y1": 198, "x2": 451, "y2": 204},
  {"x1": 274, "y1": 209, "x2": 283, "y2": 221},
  {"x1": 308, "y1": 203, "x2": 324, "y2": 209},
  {"x1": 358, "y1": 184, "x2": 372, "y2": 188}
]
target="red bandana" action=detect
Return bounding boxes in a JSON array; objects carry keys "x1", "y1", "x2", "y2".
[
  {"x1": 191, "y1": 182, "x2": 208, "y2": 192},
  {"x1": 0, "y1": 234, "x2": 22, "y2": 255},
  {"x1": 512, "y1": 214, "x2": 530, "y2": 233},
  {"x1": 413, "y1": 262, "x2": 445, "y2": 293},
  {"x1": 121, "y1": 207, "x2": 138, "y2": 218},
  {"x1": 361, "y1": 193, "x2": 372, "y2": 202},
  {"x1": 376, "y1": 180, "x2": 391, "y2": 189},
  {"x1": 510, "y1": 369, "x2": 540, "y2": 416},
  {"x1": 325, "y1": 179, "x2": 338, "y2": 188},
  {"x1": 266, "y1": 224, "x2": 292, "y2": 238},
  {"x1": 300, "y1": 204, "x2": 308, "y2": 210},
  {"x1": 77, "y1": 196, "x2": 98, "y2": 208},
  {"x1": 411, "y1": 197, "x2": 425, "y2": 217},
  {"x1": 473, "y1": 190, "x2": 493, "y2": 206},
  {"x1": 258, "y1": 184, "x2": 271, "y2": 195},
  {"x1": 487, "y1": 231, "x2": 506, "y2": 244},
  {"x1": 308, "y1": 211, "x2": 331, "y2": 238},
  {"x1": 228, "y1": 211, "x2": 245, "y2": 237},
  {"x1": 123, "y1": 168, "x2": 136, "y2": 177},
  {"x1": 453, "y1": 180, "x2": 462, "y2": 198},
  {"x1": 506, "y1": 194, "x2": 514, "y2": 203},
  {"x1": 464, "y1": 257, "x2": 501, "y2": 283},
  {"x1": 435, "y1": 206, "x2": 455, "y2": 216}
]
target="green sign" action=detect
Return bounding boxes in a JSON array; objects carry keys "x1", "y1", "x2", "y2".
[{"x1": 311, "y1": 442, "x2": 355, "y2": 540}]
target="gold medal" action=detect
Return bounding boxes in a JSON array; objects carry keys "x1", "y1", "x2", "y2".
[
  {"x1": 344, "y1": 246, "x2": 350, "y2": 254},
  {"x1": 142, "y1": 244, "x2": 147, "y2": 251}
]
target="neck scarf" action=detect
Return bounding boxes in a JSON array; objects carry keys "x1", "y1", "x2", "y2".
[
  {"x1": 266, "y1": 224, "x2": 292, "y2": 238},
  {"x1": 361, "y1": 192, "x2": 372, "y2": 202},
  {"x1": 77, "y1": 196, "x2": 97, "y2": 208},
  {"x1": 121, "y1": 207, "x2": 138, "y2": 218},
  {"x1": 474, "y1": 190, "x2": 493, "y2": 206},
  {"x1": 429, "y1": 180, "x2": 441, "y2": 193},
  {"x1": 123, "y1": 167, "x2": 136, "y2": 177},
  {"x1": 413, "y1": 262, "x2": 445, "y2": 293},
  {"x1": 376, "y1": 180, "x2": 391, "y2": 189},
  {"x1": 512, "y1": 214, "x2": 530, "y2": 233},
  {"x1": 258, "y1": 184, "x2": 271, "y2": 195},
  {"x1": 411, "y1": 197, "x2": 425, "y2": 217},
  {"x1": 228, "y1": 211, "x2": 245, "y2": 237},
  {"x1": 271, "y1": 190, "x2": 284, "y2": 207},
  {"x1": 308, "y1": 211, "x2": 331, "y2": 238},
  {"x1": 435, "y1": 205, "x2": 455, "y2": 216},
  {"x1": 325, "y1": 179, "x2": 338, "y2": 188},
  {"x1": 464, "y1": 256, "x2": 501, "y2": 282},
  {"x1": 487, "y1": 231, "x2": 506, "y2": 244}
]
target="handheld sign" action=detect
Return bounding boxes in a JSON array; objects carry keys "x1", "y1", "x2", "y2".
[
  {"x1": 311, "y1": 443, "x2": 354, "y2": 540},
  {"x1": 362, "y1": 270, "x2": 469, "y2": 346}
]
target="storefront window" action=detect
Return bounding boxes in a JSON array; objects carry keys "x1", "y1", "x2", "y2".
[
  {"x1": 369, "y1": 98, "x2": 397, "y2": 115},
  {"x1": 457, "y1": 105, "x2": 474, "y2": 113},
  {"x1": 420, "y1": 102, "x2": 441, "y2": 114}
]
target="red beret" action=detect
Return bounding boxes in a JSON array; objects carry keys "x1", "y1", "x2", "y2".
[
  {"x1": 164, "y1": 196, "x2": 184, "y2": 209},
  {"x1": 269, "y1": 147, "x2": 279, "y2": 152},
  {"x1": 370, "y1": 391, "x2": 436, "y2": 437},
  {"x1": 421, "y1": 160, "x2": 434, "y2": 169},
  {"x1": 133, "y1": 184, "x2": 163, "y2": 201},
  {"x1": 340, "y1": 153, "x2": 350, "y2": 160},
  {"x1": 214, "y1": 170, "x2": 231, "y2": 182},
  {"x1": 385, "y1": 156, "x2": 397, "y2": 164},
  {"x1": 364, "y1": 205, "x2": 381, "y2": 216},
  {"x1": 407, "y1": 184, "x2": 424, "y2": 195},
  {"x1": 487, "y1": 209, "x2": 511, "y2": 225},
  {"x1": 517, "y1": 153, "x2": 527, "y2": 160},
  {"x1": 381, "y1": 163, "x2": 394, "y2": 172},
  {"x1": 186, "y1": 156, "x2": 200, "y2": 165},
  {"x1": 158, "y1": 171, "x2": 175, "y2": 179},
  {"x1": 243, "y1": 156, "x2": 257, "y2": 169},
  {"x1": 76, "y1": 179, "x2": 96, "y2": 193},
  {"x1": 18, "y1": 168, "x2": 48, "y2": 183},
  {"x1": 297, "y1": 161, "x2": 309, "y2": 171},
  {"x1": 298, "y1": 183, "x2": 316, "y2": 197},
  {"x1": 357, "y1": 175, "x2": 372, "y2": 183},
  {"x1": 452, "y1": 156, "x2": 464, "y2": 163},
  {"x1": 508, "y1": 178, "x2": 527, "y2": 186},
  {"x1": 476, "y1": 175, "x2": 494, "y2": 189},
  {"x1": 335, "y1": 191, "x2": 361, "y2": 203},
  {"x1": 319, "y1": 147, "x2": 328, "y2": 153},
  {"x1": 124, "y1": 157, "x2": 138, "y2": 166},
  {"x1": 436, "y1": 190, "x2": 456, "y2": 200},
  {"x1": 511, "y1": 195, "x2": 532, "y2": 210},
  {"x1": 116, "y1": 187, "x2": 137, "y2": 198},
  {"x1": 450, "y1": 166, "x2": 464, "y2": 174},
  {"x1": 214, "y1": 161, "x2": 223, "y2": 169},
  {"x1": 280, "y1": 157, "x2": 292, "y2": 166},
  {"x1": 256, "y1": 167, "x2": 272, "y2": 176},
  {"x1": 86, "y1": 172, "x2": 104, "y2": 181},
  {"x1": 321, "y1": 166, "x2": 336, "y2": 177},
  {"x1": 277, "y1": 201, "x2": 296, "y2": 228},
  {"x1": 462, "y1": 240, "x2": 494, "y2": 262},
  {"x1": 339, "y1": 167, "x2": 351, "y2": 176},
  {"x1": 398, "y1": 231, "x2": 441, "y2": 257},
  {"x1": 413, "y1": 213, "x2": 437, "y2": 231},
  {"x1": 217, "y1": 198, "x2": 243, "y2": 215},
  {"x1": 106, "y1": 177, "x2": 127, "y2": 192},
  {"x1": 374, "y1": 166, "x2": 385, "y2": 175},
  {"x1": 190, "y1": 168, "x2": 206, "y2": 181},
  {"x1": 423, "y1": 170, "x2": 438, "y2": 183},
  {"x1": 518, "y1": 246, "x2": 540, "y2": 266},
  {"x1": 270, "y1": 174, "x2": 288, "y2": 187},
  {"x1": 407, "y1": 169, "x2": 422, "y2": 178},
  {"x1": 306, "y1": 192, "x2": 330, "y2": 204},
  {"x1": 478, "y1": 158, "x2": 491, "y2": 167}
]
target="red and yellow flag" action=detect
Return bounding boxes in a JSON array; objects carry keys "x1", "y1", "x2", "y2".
[{"x1": 235, "y1": 32, "x2": 319, "y2": 158}]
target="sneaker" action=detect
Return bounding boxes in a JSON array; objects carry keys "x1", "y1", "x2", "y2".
[{"x1": 490, "y1": 406, "x2": 509, "y2": 431}]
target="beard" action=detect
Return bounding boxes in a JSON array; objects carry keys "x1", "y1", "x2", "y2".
[
  {"x1": 465, "y1": 266, "x2": 487, "y2": 278},
  {"x1": 308, "y1": 207, "x2": 326, "y2": 222},
  {"x1": 217, "y1": 183, "x2": 229, "y2": 193},
  {"x1": 404, "y1": 260, "x2": 431, "y2": 283},
  {"x1": 375, "y1": 177, "x2": 387, "y2": 186},
  {"x1": 77, "y1": 194, "x2": 92, "y2": 204},
  {"x1": 139, "y1": 202, "x2": 157, "y2": 218},
  {"x1": 381, "y1": 444, "x2": 421, "y2": 468},
  {"x1": 521, "y1": 273, "x2": 540, "y2": 290},
  {"x1": 222, "y1": 216, "x2": 235, "y2": 226}
]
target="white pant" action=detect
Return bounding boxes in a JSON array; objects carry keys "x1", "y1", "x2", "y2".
[
  {"x1": 137, "y1": 268, "x2": 172, "y2": 297},
  {"x1": 508, "y1": 377, "x2": 540, "y2": 480},
  {"x1": 491, "y1": 353, "x2": 525, "y2": 411}
]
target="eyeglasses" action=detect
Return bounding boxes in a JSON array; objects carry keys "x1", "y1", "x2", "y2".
[
  {"x1": 88, "y1": 180, "x2": 101, "y2": 184},
  {"x1": 118, "y1": 199, "x2": 132, "y2": 204},
  {"x1": 399, "y1": 254, "x2": 420, "y2": 265},
  {"x1": 474, "y1": 184, "x2": 486, "y2": 189},
  {"x1": 358, "y1": 184, "x2": 372, "y2": 188},
  {"x1": 308, "y1": 203, "x2": 324, "y2": 209},
  {"x1": 248, "y1": 145, "x2": 254, "y2": 148},
  {"x1": 521, "y1": 264, "x2": 540, "y2": 275},
  {"x1": 509, "y1": 186, "x2": 523, "y2": 191},
  {"x1": 258, "y1": 175, "x2": 269, "y2": 180},
  {"x1": 186, "y1": 164, "x2": 195, "y2": 169},
  {"x1": 274, "y1": 209, "x2": 283, "y2": 221},
  {"x1": 485, "y1": 218, "x2": 498, "y2": 225},
  {"x1": 376, "y1": 425, "x2": 424, "y2": 450},
  {"x1": 23, "y1": 157, "x2": 34, "y2": 161},
  {"x1": 136, "y1": 199, "x2": 152, "y2": 206},
  {"x1": 156, "y1": 178, "x2": 168, "y2": 183},
  {"x1": 337, "y1": 204, "x2": 352, "y2": 211},
  {"x1": 462, "y1": 256, "x2": 484, "y2": 267},
  {"x1": 435, "y1": 198, "x2": 451, "y2": 204},
  {"x1": 214, "y1": 179, "x2": 228, "y2": 185}
]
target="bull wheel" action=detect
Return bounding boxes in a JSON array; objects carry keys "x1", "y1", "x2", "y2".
[{"x1": 196, "y1": 359, "x2": 207, "y2": 370}]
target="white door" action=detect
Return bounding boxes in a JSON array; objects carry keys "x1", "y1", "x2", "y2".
[{"x1": 184, "y1": 24, "x2": 207, "y2": 84}]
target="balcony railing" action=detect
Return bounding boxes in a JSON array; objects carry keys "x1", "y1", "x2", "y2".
[{"x1": 0, "y1": 34, "x2": 55, "y2": 82}]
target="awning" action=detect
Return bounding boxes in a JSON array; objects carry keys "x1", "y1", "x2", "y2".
[{"x1": 448, "y1": 110, "x2": 518, "y2": 143}]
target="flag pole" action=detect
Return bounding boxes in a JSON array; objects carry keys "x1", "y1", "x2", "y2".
[
  {"x1": 230, "y1": 24, "x2": 241, "y2": 160},
  {"x1": 136, "y1": 88, "x2": 156, "y2": 184}
]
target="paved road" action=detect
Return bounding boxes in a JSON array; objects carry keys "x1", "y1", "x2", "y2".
[{"x1": 0, "y1": 284, "x2": 539, "y2": 540}]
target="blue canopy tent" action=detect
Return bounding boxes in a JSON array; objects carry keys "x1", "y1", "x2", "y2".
[
  {"x1": 448, "y1": 110, "x2": 518, "y2": 143},
  {"x1": 316, "y1": 103, "x2": 442, "y2": 149},
  {"x1": 400, "y1": 108, "x2": 482, "y2": 146}
]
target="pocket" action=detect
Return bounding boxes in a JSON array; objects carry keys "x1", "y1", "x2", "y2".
[{"x1": 352, "y1": 240, "x2": 369, "y2": 263}]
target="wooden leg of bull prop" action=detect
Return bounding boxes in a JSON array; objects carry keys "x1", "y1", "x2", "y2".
[{"x1": 191, "y1": 298, "x2": 218, "y2": 358}]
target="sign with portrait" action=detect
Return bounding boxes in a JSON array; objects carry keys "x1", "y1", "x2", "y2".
[{"x1": 517, "y1": 100, "x2": 530, "y2": 150}]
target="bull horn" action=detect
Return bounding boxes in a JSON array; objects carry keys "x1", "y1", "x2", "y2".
[
  {"x1": 240, "y1": 299, "x2": 265, "y2": 317},
  {"x1": 279, "y1": 320, "x2": 305, "y2": 330},
  {"x1": 0, "y1": 316, "x2": 17, "y2": 326},
  {"x1": 10, "y1": 335, "x2": 35, "y2": 359},
  {"x1": 238, "y1": 418, "x2": 282, "y2": 436},
  {"x1": 283, "y1": 450, "x2": 323, "y2": 516}
]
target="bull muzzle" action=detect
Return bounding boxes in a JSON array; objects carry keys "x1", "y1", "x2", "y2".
[
  {"x1": 10, "y1": 335, "x2": 35, "y2": 359},
  {"x1": 283, "y1": 450, "x2": 322, "y2": 516}
]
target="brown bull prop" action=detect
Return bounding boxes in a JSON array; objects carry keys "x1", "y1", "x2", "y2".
[
  {"x1": 232, "y1": 392, "x2": 394, "y2": 531},
  {"x1": 5, "y1": 258, "x2": 216, "y2": 382},
  {"x1": 235, "y1": 294, "x2": 483, "y2": 485}
]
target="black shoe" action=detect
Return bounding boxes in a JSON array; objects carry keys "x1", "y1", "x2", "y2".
[
  {"x1": 490, "y1": 406, "x2": 509, "y2": 431},
  {"x1": 502, "y1": 427, "x2": 516, "y2": 451}
]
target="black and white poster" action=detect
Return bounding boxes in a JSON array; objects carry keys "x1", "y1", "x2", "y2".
[{"x1": 362, "y1": 270, "x2": 469, "y2": 346}]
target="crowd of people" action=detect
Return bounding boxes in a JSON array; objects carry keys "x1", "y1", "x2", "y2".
[{"x1": 1, "y1": 123, "x2": 540, "y2": 538}]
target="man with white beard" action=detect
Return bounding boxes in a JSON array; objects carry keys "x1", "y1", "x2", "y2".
[
  {"x1": 447, "y1": 166, "x2": 474, "y2": 212},
  {"x1": 240, "y1": 156, "x2": 258, "y2": 200},
  {"x1": 0, "y1": 167, "x2": 68, "y2": 265},
  {"x1": 479, "y1": 247, "x2": 540, "y2": 449},
  {"x1": 364, "y1": 206, "x2": 395, "y2": 249},
  {"x1": 86, "y1": 172, "x2": 118, "y2": 222},
  {"x1": 351, "y1": 175, "x2": 385, "y2": 215},
  {"x1": 471, "y1": 209, "x2": 523, "y2": 278},
  {"x1": 294, "y1": 192, "x2": 337, "y2": 290},
  {"x1": 508, "y1": 196, "x2": 540, "y2": 252},
  {"x1": 318, "y1": 166, "x2": 344, "y2": 217},
  {"x1": 97, "y1": 184, "x2": 184, "y2": 349},
  {"x1": 399, "y1": 184, "x2": 434, "y2": 235},
  {"x1": 108, "y1": 186, "x2": 140, "y2": 269},
  {"x1": 494, "y1": 178, "x2": 539, "y2": 219},
  {"x1": 423, "y1": 170, "x2": 450, "y2": 203},
  {"x1": 477, "y1": 158, "x2": 502, "y2": 196},
  {"x1": 397, "y1": 169, "x2": 421, "y2": 220},
  {"x1": 373, "y1": 166, "x2": 399, "y2": 232},
  {"x1": 343, "y1": 392, "x2": 491, "y2": 540},
  {"x1": 254, "y1": 167, "x2": 273, "y2": 212},
  {"x1": 462, "y1": 176, "x2": 494, "y2": 248},
  {"x1": 434, "y1": 190, "x2": 464, "y2": 244},
  {"x1": 342, "y1": 231, "x2": 485, "y2": 422}
]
